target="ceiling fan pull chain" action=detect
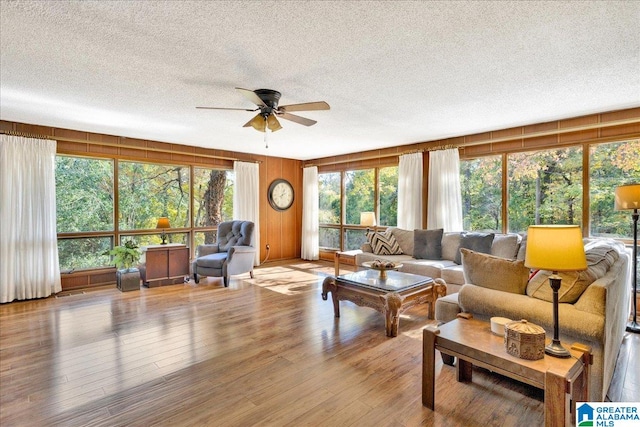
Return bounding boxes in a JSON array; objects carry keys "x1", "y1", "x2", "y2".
[{"x1": 264, "y1": 116, "x2": 269, "y2": 148}]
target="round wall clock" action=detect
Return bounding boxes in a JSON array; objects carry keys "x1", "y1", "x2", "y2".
[{"x1": 268, "y1": 179, "x2": 294, "y2": 211}]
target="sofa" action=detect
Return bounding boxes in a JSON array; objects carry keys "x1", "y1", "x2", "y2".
[
  {"x1": 355, "y1": 228, "x2": 525, "y2": 295},
  {"x1": 435, "y1": 238, "x2": 630, "y2": 402}
]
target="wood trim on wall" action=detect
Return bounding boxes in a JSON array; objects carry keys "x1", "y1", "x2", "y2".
[{"x1": 306, "y1": 107, "x2": 640, "y2": 169}]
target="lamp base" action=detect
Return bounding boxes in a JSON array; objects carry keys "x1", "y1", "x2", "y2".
[
  {"x1": 545, "y1": 339, "x2": 571, "y2": 358},
  {"x1": 627, "y1": 320, "x2": 640, "y2": 334}
]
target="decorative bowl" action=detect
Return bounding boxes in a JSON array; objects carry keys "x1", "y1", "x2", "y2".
[{"x1": 362, "y1": 260, "x2": 403, "y2": 279}]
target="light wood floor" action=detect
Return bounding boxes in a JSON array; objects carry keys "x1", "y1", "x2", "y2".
[{"x1": 1, "y1": 260, "x2": 638, "y2": 426}]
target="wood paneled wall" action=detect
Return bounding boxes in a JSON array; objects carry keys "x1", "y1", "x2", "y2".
[
  {"x1": 2, "y1": 107, "x2": 639, "y2": 288},
  {"x1": 0, "y1": 120, "x2": 302, "y2": 289}
]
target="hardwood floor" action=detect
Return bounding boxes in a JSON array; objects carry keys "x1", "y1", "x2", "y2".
[{"x1": 1, "y1": 260, "x2": 637, "y2": 426}]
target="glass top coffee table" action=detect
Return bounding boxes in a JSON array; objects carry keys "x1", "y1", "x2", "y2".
[{"x1": 321, "y1": 269, "x2": 446, "y2": 337}]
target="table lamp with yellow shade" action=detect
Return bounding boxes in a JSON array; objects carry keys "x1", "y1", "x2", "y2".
[
  {"x1": 525, "y1": 225, "x2": 587, "y2": 357},
  {"x1": 156, "y1": 217, "x2": 170, "y2": 245}
]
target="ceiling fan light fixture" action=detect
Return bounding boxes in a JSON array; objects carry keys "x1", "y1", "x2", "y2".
[
  {"x1": 267, "y1": 114, "x2": 282, "y2": 132},
  {"x1": 246, "y1": 114, "x2": 267, "y2": 132}
]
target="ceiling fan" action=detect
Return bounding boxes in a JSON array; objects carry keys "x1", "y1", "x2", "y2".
[{"x1": 197, "y1": 88, "x2": 330, "y2": 133}]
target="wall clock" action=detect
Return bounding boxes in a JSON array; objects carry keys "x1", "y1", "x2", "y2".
[{"x1": 268, "y1": 179, "x2": 294, "y2": 211}]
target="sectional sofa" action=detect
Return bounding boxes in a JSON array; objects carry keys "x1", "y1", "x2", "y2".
[
  {"x1": 356, "y1": 227, "x2": 630, "y2": 401},
  {"x1": 355, "y1": 228, "x2": 525, "y2": 294}
]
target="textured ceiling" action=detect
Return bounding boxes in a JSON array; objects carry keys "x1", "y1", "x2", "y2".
[{"x1": 1, "y1": 1, "x2": 639, "y2": 160}]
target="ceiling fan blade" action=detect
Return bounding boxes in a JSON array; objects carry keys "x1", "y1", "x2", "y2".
[
  {"x1": 236, "y1": 87, "x2": 268, "y2": 108},
  {"x1": 267, "y1": 115, "x2": 282, "y2": 132},
  {"x1": 278, "y1": 101, "x2": 330, "y2": 112},
  {"x1": 278, "y1": 112, "x2": 317, "y2": 126},
  {"x1": 196, "y1": 106, "x2": 257, "y2": 111}
]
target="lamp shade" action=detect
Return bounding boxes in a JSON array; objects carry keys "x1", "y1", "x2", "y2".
[
  {"x1": 615, "y1": 183, "x2": 640, "y2": 210},
  {"x1": 156, "y1": 217, "x2": 170, "y2": 229},
  {"x1": 360, "y1": 212, "x2": 377, "y2": 227},
  {"x1": 525, "y1": 225, "x2": 587, "y2": 271},
  {"x1": 246, "y1": 114, "x2": 282, "y2": 133}
]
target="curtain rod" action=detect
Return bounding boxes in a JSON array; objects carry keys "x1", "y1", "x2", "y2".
[
  {"x1": 0, "y1": 130, "x2": 262, "y2": 163},
  {"x1": 1, "y1": 130, "x2": 55, "y2": 140},
  {"x1": 304, "y1": 117, "x2": 640, "y2": 167}
]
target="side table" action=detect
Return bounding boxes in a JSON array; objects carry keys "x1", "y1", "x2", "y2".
[
  {"x1": 423, "y1": 317, "x2": 592, "y2": 427},
  {"x1": 334, "y1": 249, "x2": 362, "y2": 276},
  {"x1": 139, "y1": 244, "x2": 189, "y2": 287}
]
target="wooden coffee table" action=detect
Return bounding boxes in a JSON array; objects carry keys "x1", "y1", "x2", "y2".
[
  {"x1": 422, "y1": 317, "x2": 592, "y2": 426},
  {"x1": 321, "y1": 269, "x2": 446, "y2": 337}
]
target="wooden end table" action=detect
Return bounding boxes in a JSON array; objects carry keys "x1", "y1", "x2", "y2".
[
  {"x1": 322, "y1": 269, "x2": 446, "y2": 337},
  {"x1": 334, "y1": 250, "x2": 362, "y2": 276},
  {"x1": 422, "y1": 317, "x2": 592, "y2": 427}
]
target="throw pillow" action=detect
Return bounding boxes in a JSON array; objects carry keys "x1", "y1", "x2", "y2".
[
  {"x1": 461, "y1": 248, "x2": 530, "y2": 294},
  {"x1": 367, "y1": 230, "x2": 403, "y2": 255},
  {"x1": 442, "y1": 232, "x2": 463, "y2": 261},
  {"x1": 526, "y1": 240, "x2": 620, "y2": 304},
  {"x1": 455, "y1": 232, "x2": 495, "y2": 264},
  {"x1": 389, "y1": 227, "x2": 414, "y2": 256},
  {"x1": 414, "y1": 229, "x2": 443, "y2": 259},
  {"x1": 491, "y1": 234, "x2": 520, "y2": 259}
]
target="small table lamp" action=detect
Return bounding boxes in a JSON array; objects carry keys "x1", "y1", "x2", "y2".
[
  {"x1": 156, "y1": 217, "x2": 170, "y2": 245},
  {"x1": 360, "y1": 212, "x2": 377, "y2": 230},
  {"x1": 615, "y1": 183, "x2": 640, "y2": 333},
  {"x1": 525, "y1": 225, "x2": 587, "y2": 357}
]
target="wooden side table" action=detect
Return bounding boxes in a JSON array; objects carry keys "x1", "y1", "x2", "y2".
[
  {"x1": 139, "y1": 244, "x2": 189, "y2": 287},
  {"x1": 422, "y1": 317, "x2": 592, "y2": 427},
  {"x1": 334, "y1": 249, "x2": 362, "y2": 276}
]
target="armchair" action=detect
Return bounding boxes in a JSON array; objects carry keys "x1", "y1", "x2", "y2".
[{"x1": 192, "y1": 220, "x2": 256, "y2": 287}]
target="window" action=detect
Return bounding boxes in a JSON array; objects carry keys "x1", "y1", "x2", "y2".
[
  {"x1": 193, "y1": 168, "x2": 234, "y2": 244},
  {"x1": 379, "y1": 166, "x2": 398, "y2": 227},
  {"x1": 508, "y1": 147, "x2": 582, "y2": 233},
  {"x1": 318, "y1": 167, "x2": 398, "y2": 251},
  {"x1": 57, "y1": 237, "x2": 112, "y2": 271},
  {"x1": 56, "y1": 156, "x2": 114, "y2": 232},
  {"x1": 344, "y1": 228, "x2": 368, "y2": 251},
  {"x1": 590, "y1": 140, "x2": 640, "y2": 238},
  {"x1": 344, "y1": 169, "x2": 375, "y2": 225},
  {"x1": 319, "y1": 172, "x2": 341, "y2": 224},
  {"x1": 118, "y1": 161, "x2": 190, "y2": 235},
  {"x1": 319, "y1": 172, "x2": 341, "y2": 250},
  {"x1": 56, "y1": 156, "x2": 114, "y2": 271},
  {"x1": 460, "y1": 156, "x2": 502, "y2": 231}
]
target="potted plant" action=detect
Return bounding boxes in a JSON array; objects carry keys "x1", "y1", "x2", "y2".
[{"x1": 103, "y1": 240, "x2": 142, "y2": 291}]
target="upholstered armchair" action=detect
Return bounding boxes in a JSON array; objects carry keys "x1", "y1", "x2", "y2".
[{"x1": 192, "y1": 220, "x2": 256, "y2": 287}]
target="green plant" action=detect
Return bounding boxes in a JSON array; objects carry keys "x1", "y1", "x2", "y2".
[{"x1": 103, "y1": 240, "x2": 141, "y2": 271}]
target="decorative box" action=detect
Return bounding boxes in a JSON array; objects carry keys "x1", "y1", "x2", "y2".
[{"x1": 504, "y1": 319, "x2": 545, "y2": 360}]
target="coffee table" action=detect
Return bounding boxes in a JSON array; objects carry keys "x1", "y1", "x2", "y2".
[
  {"x1": 321, "y1": 269, "x2": 446, "y2": 337},
  {"x1": 422, "y1": 317, "x2": 592, "y2": 426}
]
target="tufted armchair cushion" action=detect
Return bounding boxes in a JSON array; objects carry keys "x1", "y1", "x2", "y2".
[{"x1": 217, "y1": 220, "x2": 254, "y2": 251}]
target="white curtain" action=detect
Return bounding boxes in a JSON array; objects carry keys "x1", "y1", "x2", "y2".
[
  {"x1": 427, "y1": 148, "x2": 463, "y2": 231},
  {"x1": 397, "y1": 152, "x2": 423, "y2": 230},
  {"x1": 1, "y1": 135, "x2": 61, "y2": 303},
  {"x1": 301, "y1": 166, "x2": 319, "y2": 260},
  {"x1": 233, "y1": 161, "x2": 260, "y2": 266}
]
